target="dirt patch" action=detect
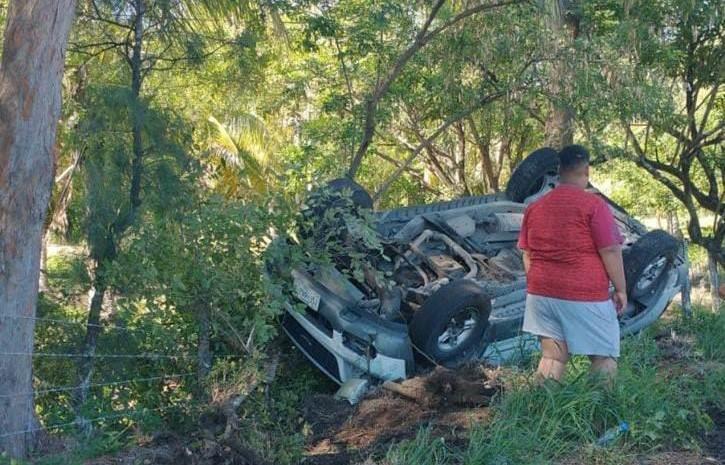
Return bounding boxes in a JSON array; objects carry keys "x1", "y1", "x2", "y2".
[
  {"x1": 334, "y1": 393, "x2": 431, "y2": 449},
  {"x1": 80, "y1": 431, "x2": 273, "y2": 465},
  {"x1": 638, "y1": 451, "x2": 718, "y2": 465},
  {"x1": 302, "y1": 394, "x2": 355, "y2": 445},
  {"x1": 302, "y1": 365, "x2": 499, "y2": 464},
  {"x1": 654, "y1": 328, "x2": 696, "y2": 362},
  {"x1": 560, "y1": 449, "x2": 720, "y2": 465}
]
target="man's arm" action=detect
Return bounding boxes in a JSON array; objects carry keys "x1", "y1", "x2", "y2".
[
  {"x1": 598, "y1": 245, "x2": 627, "y2": 314},
  {"x1": 591, "y1": 201, "x2": 627, "y2": 314},
  {"x1": 518, "y1": 209, "x2": 530, "y2": 274}
]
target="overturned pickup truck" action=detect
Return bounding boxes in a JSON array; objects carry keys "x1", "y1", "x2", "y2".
[{"x1": 273, "y1": 148, "x2": 688, "y2": 385}]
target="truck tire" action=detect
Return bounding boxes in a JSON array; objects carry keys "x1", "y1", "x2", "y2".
[
  {"x1": 379, "y1": 193, "x2": 506, "y2": 224},
  {"x1": 624, "y1": 230, "x2": 680, "y2": 299},
  {"x1": 300, "y1": 178, "x2": 372, "y2": 239},
  {"x1": 325, "y1": 178, "x2": 373, "y2": 210},
  {"x1": 619, "y1": 230, "x2": 680, "y2": 335},
  {"x1": 505, "y1": 148, "x2": 559, "y2": 203},
  {"x1": 308, "y1": 178, "x2": 373, "y2": 215},
  {"x1": 409, "y1": 280, "x2": 491, "y2": 367}
]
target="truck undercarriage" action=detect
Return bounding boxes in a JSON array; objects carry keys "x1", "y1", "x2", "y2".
[{"x1": 276, "y1": 148, "x2": 688, "y2": 386}]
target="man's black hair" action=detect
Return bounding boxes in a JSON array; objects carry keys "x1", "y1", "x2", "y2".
[{"x1": 558, "y1": 144, "x2": 590, "y2": 173}]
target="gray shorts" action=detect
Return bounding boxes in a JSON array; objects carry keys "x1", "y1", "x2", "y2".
[{"x1": 523, "y1": 293, "x2": 620, "y2": 357}]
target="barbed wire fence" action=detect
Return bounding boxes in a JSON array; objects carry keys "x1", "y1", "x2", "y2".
[{"x1": 0, "y1": 311, "x2": 245, "y2": 446}]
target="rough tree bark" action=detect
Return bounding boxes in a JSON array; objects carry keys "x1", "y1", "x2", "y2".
[
  {"x1": 708, "y1": 254, "x2": 721, "y2": 312},
  {"x1": 0, "y1": 0, "x2": 76, "y2": 458},
  {"x1": 543, "y1": 0, "x2": 579, "y2": 149}
]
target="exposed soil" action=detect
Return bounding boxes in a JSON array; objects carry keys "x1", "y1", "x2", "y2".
[
  {"x1": 654, "y1": 328, "x2": 696, "y2": 362},
  {"x1": 636, "y1": 451, "x2": 717, "y2": 465},
  {"x1": 301, "y1": 364, "x2": 500, "y2": 465},
  {"x1": 82, "y1": 432, "x2": 269, "y2": 465}
]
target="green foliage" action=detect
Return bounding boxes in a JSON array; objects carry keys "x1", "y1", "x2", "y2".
[
  {"x1": 671, "y1": 306, "x2": 725, "y2": 362},
  {"x1": 208, "y1": 348, "x2": 337, "y2": 465},
  {"x1": 278, "y1": 184, "x2": 390, "y2": 294},
  {"x1": 74, "y1": 83, "x2": 193, "y2": 262},
  {"x1": 44, "y1": 252, "x2": 90, "y2": 301},
  {"x1": 205, "y1": 114, "x2": 279, "y2": 198},
  {"x1": 5, "y1": 432, "x2": 125, "y2": 465},
  {"x1": 577, "y1": 0, "x2": 724, "y2": 265},
  {"x1": 591, "y1": 159, "x2": 682, "y2": 217},
  {"x1": 110, "y1": 195, "x2": 293, "y2": 352},
  {"x1": 385, "y1": 428, "x2": 452, "y2": 465}
]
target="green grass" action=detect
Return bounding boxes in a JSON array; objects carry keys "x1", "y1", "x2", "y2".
[
  {"x1": 229, "y1": 343, "x2": 339, "y2": 465},
  {"x1": 0, "y1": 431, "x2": 125, "y2": 465},
  {"x1": 43, "y1": 252, "x2": 89, "y2": 301},
  {"x1": 385, "y1": 306, "x2": 725, "y2": 465},
  {"x1": 385, "y1": 428, "x2": 453, "y2": 465},
  {"x1": 672, "y1": 306, "x2": 725, "y2": 361}
]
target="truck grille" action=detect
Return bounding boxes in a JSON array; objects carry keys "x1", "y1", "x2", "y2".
[
  {"x1": 342, "y1": 331, "x2": 377, "y2": 358},
  {"x1": 282, "y1": 313, "x2": 341, "y2": 383}
]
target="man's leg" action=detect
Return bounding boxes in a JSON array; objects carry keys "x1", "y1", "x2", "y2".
[
  {"x1": 537, "y1": 337, "x2": 569, "y2": 381},
  {"x1": 589, "y1": 355, "x2": 617, "y2": 382}
]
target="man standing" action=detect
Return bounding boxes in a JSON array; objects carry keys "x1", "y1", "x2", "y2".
[{"x1": 518, "y1": 145, "x2": 626, "y2": 381}]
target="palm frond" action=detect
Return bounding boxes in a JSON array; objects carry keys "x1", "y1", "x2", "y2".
[{"x1": 206, "y1": 114, "x2": 276, "y2": 196}]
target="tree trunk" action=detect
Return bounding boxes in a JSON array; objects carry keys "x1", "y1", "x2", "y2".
[
  {"x1": 496, "y1": 135, "x2": 512, "y2": 189},
  {"x1": 467, "y1": 117, "x2": 497, "y2": 192},
  {"x1": 74, "y1": 0, "x2": 145, "y2": 424},
  {"x1": 39, "y1": 234, "x2": 49, "y2": 292},
  {"x1": 680, "y1": 240, "x2": 692, "y2": 317},
  {"x1": 543, "y1": 0, "x2": 578, "y2": 149},
  {"x1": 453, "y1": 122, "x2": 470, "y2": 195},
  {"x1": 0, "y1": 0, "x2": 76, "y2": 457},
  {"x1": 128, "y1": 0, "x2": 145, "y2": 214},
  {"x1": 74, "y1": 273, "x2": 107, "y2": 430},
  {"x1": 708, "y1": 251, "x2": 721, "y2": 312},
  {"x1": 197, "y1": 304, "x2": 212, "y2": 400}
]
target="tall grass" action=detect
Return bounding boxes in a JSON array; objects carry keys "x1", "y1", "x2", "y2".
[
  {"x1": 672, "y1": 306, "x2": 725, "y2": 361},
  {"x1": 387, "y1": 307, "x2": 724, "y2": 465},
  {"x1": 385, "y1": 428, "x2": 452, "y2": 465}
]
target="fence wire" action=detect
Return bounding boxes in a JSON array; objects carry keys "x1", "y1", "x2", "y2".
[
  {"x1": 0, "y1": 313, "x2": 245, "y2": 441},
  {"x1": 0, "y1": 373, "x2": 195, "y2": 399},
  {"x1": 0, "y1": 405, "x2": 179, "y2": 439},
  {"x1": 1, "y1": 313, "x2": 176, "y2": 334},
  {"x1": 0, "y1": 351, "x2": 243, "y2": 360}
]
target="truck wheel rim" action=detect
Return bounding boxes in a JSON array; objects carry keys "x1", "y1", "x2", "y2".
[
  {"x1": 437, "y1": 307, "x2": 478, "y2": 352},
  {"x1": 634, "y1": 256, "x2": 668, "y2": 295}
]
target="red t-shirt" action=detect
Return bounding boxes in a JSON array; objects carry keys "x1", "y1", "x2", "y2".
[{"x1": 517, "y1": 185, "x2": 623, "y2": 301}]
